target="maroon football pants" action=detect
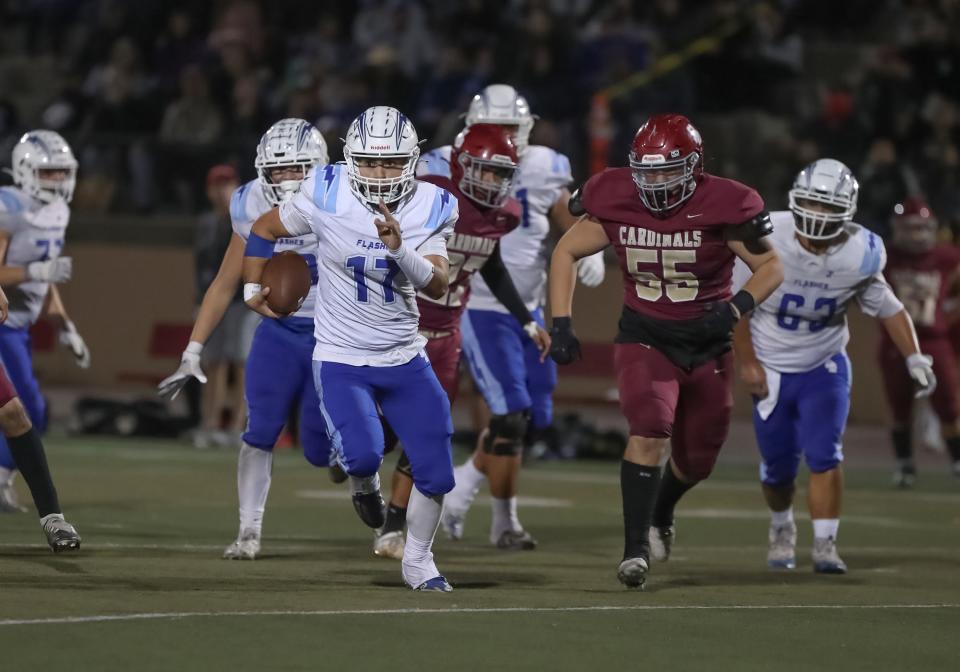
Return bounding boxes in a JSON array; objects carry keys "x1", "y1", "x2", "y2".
[
  {"x1": 879, "y1": 336, "x2": 959, "y2": 426},
  {"x1": 615, "y1": 343, "x2": 734, "y2": 481},
  {"x1": 424, "y1": 330, "x2": 462, "y2": 405}
]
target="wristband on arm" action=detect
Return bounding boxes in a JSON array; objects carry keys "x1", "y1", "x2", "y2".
[
  {"x1": 388, "y1": 242, "x2": 435, "y2": 289},
  {"x1": 729, "y1": 290, "x2": 756, "y2": 320}
]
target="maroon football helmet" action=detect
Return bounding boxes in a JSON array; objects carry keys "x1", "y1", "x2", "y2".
[
  {"x1": 629, "y1": 114, "x2": 704, "y2": 213},
  {"x1": 891, "y1": 197, "x2": 938, "y2": 253},
  {"x1": 450, "y1": 123, "x2": 519, "y2": 208}
]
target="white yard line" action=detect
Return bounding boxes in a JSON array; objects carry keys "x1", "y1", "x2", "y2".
[{"x1": 1, "y1": 603, "x2": 957, "y2": 627}]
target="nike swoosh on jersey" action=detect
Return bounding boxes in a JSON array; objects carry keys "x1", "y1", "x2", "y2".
[{"x1": 686, "y1": 213, "x2": 703, "y2": 219}]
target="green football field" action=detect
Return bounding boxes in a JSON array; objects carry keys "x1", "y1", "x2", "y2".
[{"x1": 1, "y1": 436, "x2": 958, "y2": 671}]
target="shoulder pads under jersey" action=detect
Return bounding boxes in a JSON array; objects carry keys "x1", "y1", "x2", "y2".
[
  {"x1": 568, "y1": 187, "x2": 585, "y2": 217},
  {"x1": 726, "y1": 210, "x2": 773, "y2": 241}
]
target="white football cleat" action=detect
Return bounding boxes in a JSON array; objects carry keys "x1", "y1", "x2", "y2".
[
  {"x1": 0, "y1": 477, "x2": 26, "y2": 513},
  {"x1": 812, "y1": 536, "x2": 847, "y2": 574},
  {"x1": 223, "y1": 529, "x2": 261, "y2": 560},
  {"x1": 373, "y1": 530, "x2": 405, "y2": 560},
  {"x1": 440, "y1": 508, "x2": 466, "y2": 540},
  {"x1": 767, "y1": 520, "x2": 797, "y2": 569},
  {"x1": 648, "y1": 525, "x2": 675, "y2": 562}
]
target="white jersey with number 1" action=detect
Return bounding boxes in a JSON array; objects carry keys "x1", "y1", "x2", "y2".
[
  {"x1": 0, "y1": 186, "x2": 69, "y2": 329},
  {"x1": 230, "y1": 179, "x2": 319, "y2": 321},
  {"x1": 417, "y1": 144, "x2": 571, "y2": 312},
  {"x1": 279, "y1": 163, "x2": 457, "y2": 367}
]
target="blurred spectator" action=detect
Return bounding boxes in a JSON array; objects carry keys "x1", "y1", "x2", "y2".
[
  {"x1": 160, "y1": 65, "x2": 224, "y2": 210},
  {"x1": 0, "y1": 0, "x2": 953, "y2": 219},
  {"x1": 857, "y1": 138, "x2": 920, "y2": 238},
  {"x1": 193, "y1": 164, "x2": 254, "y2": 449}
]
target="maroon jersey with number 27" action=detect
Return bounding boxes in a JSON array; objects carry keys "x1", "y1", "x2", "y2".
[{"x1": 416, "y1": 174, "x2": 521, "y2": 332}]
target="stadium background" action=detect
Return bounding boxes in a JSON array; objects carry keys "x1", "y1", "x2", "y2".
[
  {"x1": 3, "y1": 0, "x2": 957, "y2": 426},
  {"x1": 2, "y1": 2, "x2": 960, "y2": 668}
]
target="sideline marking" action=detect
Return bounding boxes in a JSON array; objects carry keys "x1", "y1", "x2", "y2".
[{"x1": 1, "y1": 603, "x2": 957, "y2": 627}]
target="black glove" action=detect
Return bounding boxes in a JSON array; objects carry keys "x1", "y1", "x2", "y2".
[
  {"x1": 550, "y1": 316, "x2": 582, "y2": 365},
  {"x1": 700, "y1": 301, "x2": 739, "y2": 341},
  {"x1": 700, "y1": 290, "x2": 755, "y2": 342}
]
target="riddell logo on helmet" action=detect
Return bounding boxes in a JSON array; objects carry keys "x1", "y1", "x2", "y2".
[{"x1": 369, "y1": 145, "x2": 392, "y2": 150}]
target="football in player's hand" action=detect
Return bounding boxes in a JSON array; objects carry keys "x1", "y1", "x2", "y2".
[{"x1": 261, "y1": 252, "x2": 311, "y2": 316}]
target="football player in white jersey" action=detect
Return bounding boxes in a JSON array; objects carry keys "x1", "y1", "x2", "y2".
[
  {"x1": 158, "y1": 119, "x2": 336, "y2": 560},
  {"x1": 417, "y1": 84, "x2": 604, "y2": 549},
  {"x1": 0, "y1": 130, "x2": 81, "y2": 550},
  {"x1": 732, "y1": 159, "x2": 936, "y2": 573},
  {"x1": 243, "y1": 106, "x2": 458, "y2": 591}
]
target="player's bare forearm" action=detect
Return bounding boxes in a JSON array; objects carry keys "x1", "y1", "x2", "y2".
[
  {"x1": 732, "y1": 315, "x2": 758, "y2": 364},
  {"x1": 44, "y1": 283, "x2": 68, "y2": 328},
  {"x1": 729, "y1": 238, "x2": 783, "y2": 306},
  {"x1": 191, "y1": 234, "x2": 245, "y2": 344},
  {"x1": 548, "y1": 189, "x2": 579, "y2": 233},
  {"x1": 881, "y1": 309, "x2": 922, "y2": 358},
  {"x1": 420, "y1": 255, "x2": 449, "y2": 300},
  {"x1": 550, "y1": 216, "x2": 609, "y2": 317},
  {"x1": 0, "y1": 265, "x2": 28, "y2": 286},
  {"x1": 0, "y1": 232, "x2": 27, "y2": 285}
]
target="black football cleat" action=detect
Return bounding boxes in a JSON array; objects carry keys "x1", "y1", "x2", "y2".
[
  {"x1": 617, "y1": 556, "x2": 649, "y2": 589},
  {"x1": 352, "y1": 491, "x2": 387, "y2": 529},
  {"x1": 43, "y1": 516, "x2": 81, "y2": 553}
]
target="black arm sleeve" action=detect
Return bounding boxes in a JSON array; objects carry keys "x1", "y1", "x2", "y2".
[{"x1": 479, "y1": 243, "x2": 534, "y2": 326}]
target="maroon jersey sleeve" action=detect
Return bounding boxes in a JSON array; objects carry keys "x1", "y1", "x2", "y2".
[
  {"x1": 582, "y1": 169, "x2": 764, "y2": 321},
  {"x1": 416, "y1": 180, "x2": 520, "y2": 331}
]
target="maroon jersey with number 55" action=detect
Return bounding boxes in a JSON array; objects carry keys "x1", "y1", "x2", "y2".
[{"x1": 581, "y1": 168, "x2": 764, "y2": 320}]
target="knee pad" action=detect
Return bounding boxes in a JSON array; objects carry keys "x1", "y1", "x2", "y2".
[
  {"x1": 395, "y1": 450, "x2": 413, "y2": 478},
  {"x1": 482, "y1": 411, "x2": 529, "y2": 456}
]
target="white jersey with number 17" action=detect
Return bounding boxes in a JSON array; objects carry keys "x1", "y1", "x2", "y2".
[{"x1": 279, "y1": 164, "x2": 457, "y2": 367}]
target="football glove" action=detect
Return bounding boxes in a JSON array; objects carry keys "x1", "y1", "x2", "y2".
[
  {"x1": 549, "y1": 317, "x2": 582, "y2": 365},
  {"x1": 157, "y1": 341, "x2": 206, "y2": 400},
  {"x1": 59, "y1": 320, "x2": 90, "y2": 369},
  {"x1": 700, "y1": 301, "x2": 739, "y2": 341},
  {"x1": 27, "y1": 257, "x2": 72, "y2": 283},
  {"x1": 577, "y1": 252, "x2": 605, "y2": 288},
  {"x1": 907, "y1": 353, "x2": 937, "y2": 398}
]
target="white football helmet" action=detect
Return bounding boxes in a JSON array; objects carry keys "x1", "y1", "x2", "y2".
[
  {"x1": 255, "y1": 118, "x2": 328, "y2": 206},
  {"x1": 10, "y1": 131, "x2": 78, "y2": 204},
  {"x1": 788, "y1": 159, "x2": 859, "y2": 240},
  {"x1": 465, "y1": 84, "x2": 535, "y2": 156},
  {"x1": 343, "y1": 106, "x2": 420, "y2": 207}
]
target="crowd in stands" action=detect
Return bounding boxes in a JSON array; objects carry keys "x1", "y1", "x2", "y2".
[{"x1": 0, "y1": 0, "x2": 957, "y2": 238}]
